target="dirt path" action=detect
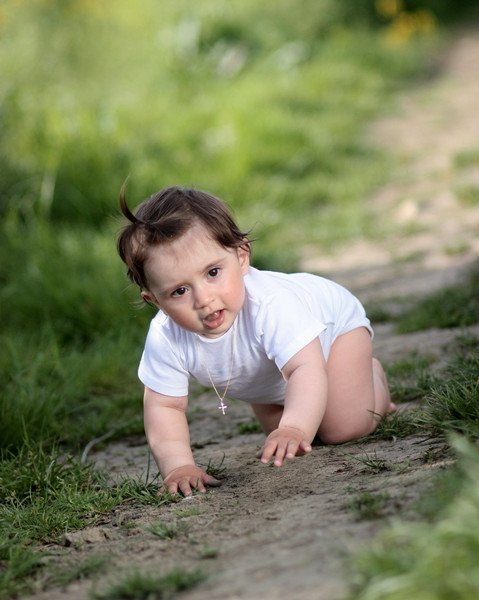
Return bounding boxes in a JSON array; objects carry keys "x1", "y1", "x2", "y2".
[
  {"x1": 303, "y1": 26, "x2": 479, "y2": 309},
  {"x1": 31, "y1": 25, "x2": 479, "y2": 600}
]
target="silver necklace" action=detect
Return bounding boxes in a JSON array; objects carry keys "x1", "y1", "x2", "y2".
[{"x1": 194, "y1": 323, "x2": 236, "y2": 415}]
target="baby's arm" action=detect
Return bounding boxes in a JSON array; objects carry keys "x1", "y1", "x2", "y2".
[
  {"x1": 259, "y1": 338, "x2": 328, "y2": 466},
  {"x1": 143, "y1": 387, "x2": 220, "y2": 495}
]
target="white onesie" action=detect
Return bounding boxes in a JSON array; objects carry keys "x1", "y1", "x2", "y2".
[{"x1": 138, "y1": 267, "x2": 372, "y2": 405}]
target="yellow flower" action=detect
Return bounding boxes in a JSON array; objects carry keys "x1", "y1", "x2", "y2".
[
  {"x1": 375, "y1": 0, "x2": 403, "y2": 19},
  {"x1": 384, "y1": 9, "x2": 436, "y2": 46}
]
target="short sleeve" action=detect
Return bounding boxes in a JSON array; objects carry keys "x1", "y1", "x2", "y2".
[
  {"x1": 255, "y1": 290, "x2": 327, "y2": 370},
  {"x1": 138, "y1": 319, "x2": 189, "y2": 397}
]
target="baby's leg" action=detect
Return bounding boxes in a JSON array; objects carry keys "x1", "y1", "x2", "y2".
[
  {"x1": 318, "y1": 327, "x2": 393, "y2": 445},
  {"x1": 251, "y1": 403, "x2": 283, "y2": 435}
]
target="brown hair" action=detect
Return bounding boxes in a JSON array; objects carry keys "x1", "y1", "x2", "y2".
[{"x1": 117, "y1": 180, "x2": 252, "y2": 290}]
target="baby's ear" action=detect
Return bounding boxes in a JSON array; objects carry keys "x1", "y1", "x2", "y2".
[
  {"x1": 237, "y1": 244, "x2": 250, "y2": 274},
  {"x1": 141, "y1": 290, "x2": 159, "y2": 307}
]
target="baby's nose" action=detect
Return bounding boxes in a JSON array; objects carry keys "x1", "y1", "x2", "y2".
[{"x1": 193, "y1": 286, "x2": 213, "y2": 308}]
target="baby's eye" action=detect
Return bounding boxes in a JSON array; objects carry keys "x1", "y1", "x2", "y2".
[
  {"x1": 172, "y1": 287, "x2": 187, "y2": 297},
  {"x1": 207, "y1": 267, "x2": 220, "y2": 278}
]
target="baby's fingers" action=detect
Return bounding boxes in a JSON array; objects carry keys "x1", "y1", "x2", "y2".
[
  {"x1": 179, "y1": 476, "x2": 202, "y2": 497},
  {"x1": 260, "y1": 438, "x2": 292, "y2": 466},
  {"x1": 258, "y1": 427, "x2": 311, "y2": 466},
  {"x1": 206, "y1": 476, "x2": 222, "y2": 488},
  {"x1": 296, "y1": 440, "x2": 313, "y2": 456},
  {"x1": 180, "y1": 474, "x2": 221, "y2": 496},
  {"x1": 259, "y1": 440, "x2": 278, "y2": 465},
  {"x1": 284, "y1": 438, "x2": 302, "y2": 460},
  {"x1": 162, "y1": 466, "x2": 220, "y2": 497},
  {"x1": 159, "y1": 478, "x2": 192, "y2": 497}
]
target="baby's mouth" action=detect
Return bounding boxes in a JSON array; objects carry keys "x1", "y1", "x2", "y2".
[
  {"x1": 204, "y1": 310, "x2": 221, "y2": 322},
  {"x1": 203, "y1": 309, "x2": 224, "y2": 329}
]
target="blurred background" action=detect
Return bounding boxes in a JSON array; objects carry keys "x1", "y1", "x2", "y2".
[{"x1": 1, "y1": 0, "x2": 478, "y2": 452}]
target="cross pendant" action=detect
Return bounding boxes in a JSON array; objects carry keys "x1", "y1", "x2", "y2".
[{"x1": 219, "y1": 401, "x2": 227, "y2": 415}]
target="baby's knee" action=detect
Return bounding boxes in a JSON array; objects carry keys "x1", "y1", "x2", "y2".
[
  {"x1": 319, "y1": 431, "x2": 345, "y2": 445},
  {"x1": 319, "y1": 429, "x2": 361, "y2": 445},
  {"x1": 319, "y1": 415, "x2": 379, "y2": 445}
]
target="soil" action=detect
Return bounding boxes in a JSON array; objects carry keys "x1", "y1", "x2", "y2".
[{"x1": 30, "y1": 24, "x2": 479, "y2": 600}]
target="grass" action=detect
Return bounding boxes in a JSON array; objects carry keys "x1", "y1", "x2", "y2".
[
  {"x1": 0, "y1": 0, "x2": 478, "y2": 597},
  {"x1": 344, "y1": 450, "x2": 392, "y2": 474},
  {"x1": 175, "y1": 506, "x2": 204, "y2": 519},
  {"x1": 383, "y1": 356, "x2": 438, "y2": 404},
  {"x1": 92, "y1": 568, "x2": 206, "y2": 600},
  {"x1": 203, "y1": 454, "x2": 227, "y2": 479},
  {"x1": 416, "y1": 348, "x2": 479, "y2": 441},
  {"x1": 142, "y1": 520, "x2": 190, "y2": 540},
  {"x1": 0, "y1": 544, "x2": 44, "y2": 600},
  {"x1": 395, "y1": 264, "x2": 479, "y2": 333},
  {"x1": 0, "y1": 1, "x2": 445, "y2": 265},
  {"x1": 0, "y1": 443, "x2": 176, "y2": 598},
  {"x1": 453, "y1": 145, "x2": 479, "y2": 168},
  {"x1": 236, "y1": 420, "x2": 264, "y2": 434},
  {"x1": 46, "y1": 555, "x2": 108, "y2": 589},
  {"x1": 0, "y1": 218, "x2": 151, "y2": 453},
  {"x1": 348, "y1": 334, "x2": 479, "y2": 598},
  {"x1": 0, "y1": 447, "x2": 170, "y2": 542},
  {"x1": 198, "y1": 544, "x2": 220, "y2": 559},
  {"x1": 455, "y1": 183, "x2": 479, "y2": 207},
  {"x1": 345, "y1": 490, "x2": 391, "y2": 521},
  {"x1": 341, "y1": 305, "x2": 479, "y2": 594},
  {"x1": 369, "y1": 409, "x2": 421, "y2": 441},
  {"x1": 349, "y1": 437, "x2": 479, "y2": 600}
]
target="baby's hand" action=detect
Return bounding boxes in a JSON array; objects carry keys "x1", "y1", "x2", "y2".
[
  {"x1": 161, "y1": 465, "x2": 221, "y2": 497},
  {"x1": 258, "y1": 426, "x2": 312, "y2": 467}
]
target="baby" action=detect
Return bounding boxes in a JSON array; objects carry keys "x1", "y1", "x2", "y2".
[{"x1": 117, "y1": 184, "x2": 394, "y2": 496}]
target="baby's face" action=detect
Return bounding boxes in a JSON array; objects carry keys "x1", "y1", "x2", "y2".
[{"x1": 141, "y1": 224, "x2": 250, "y2": 338}]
